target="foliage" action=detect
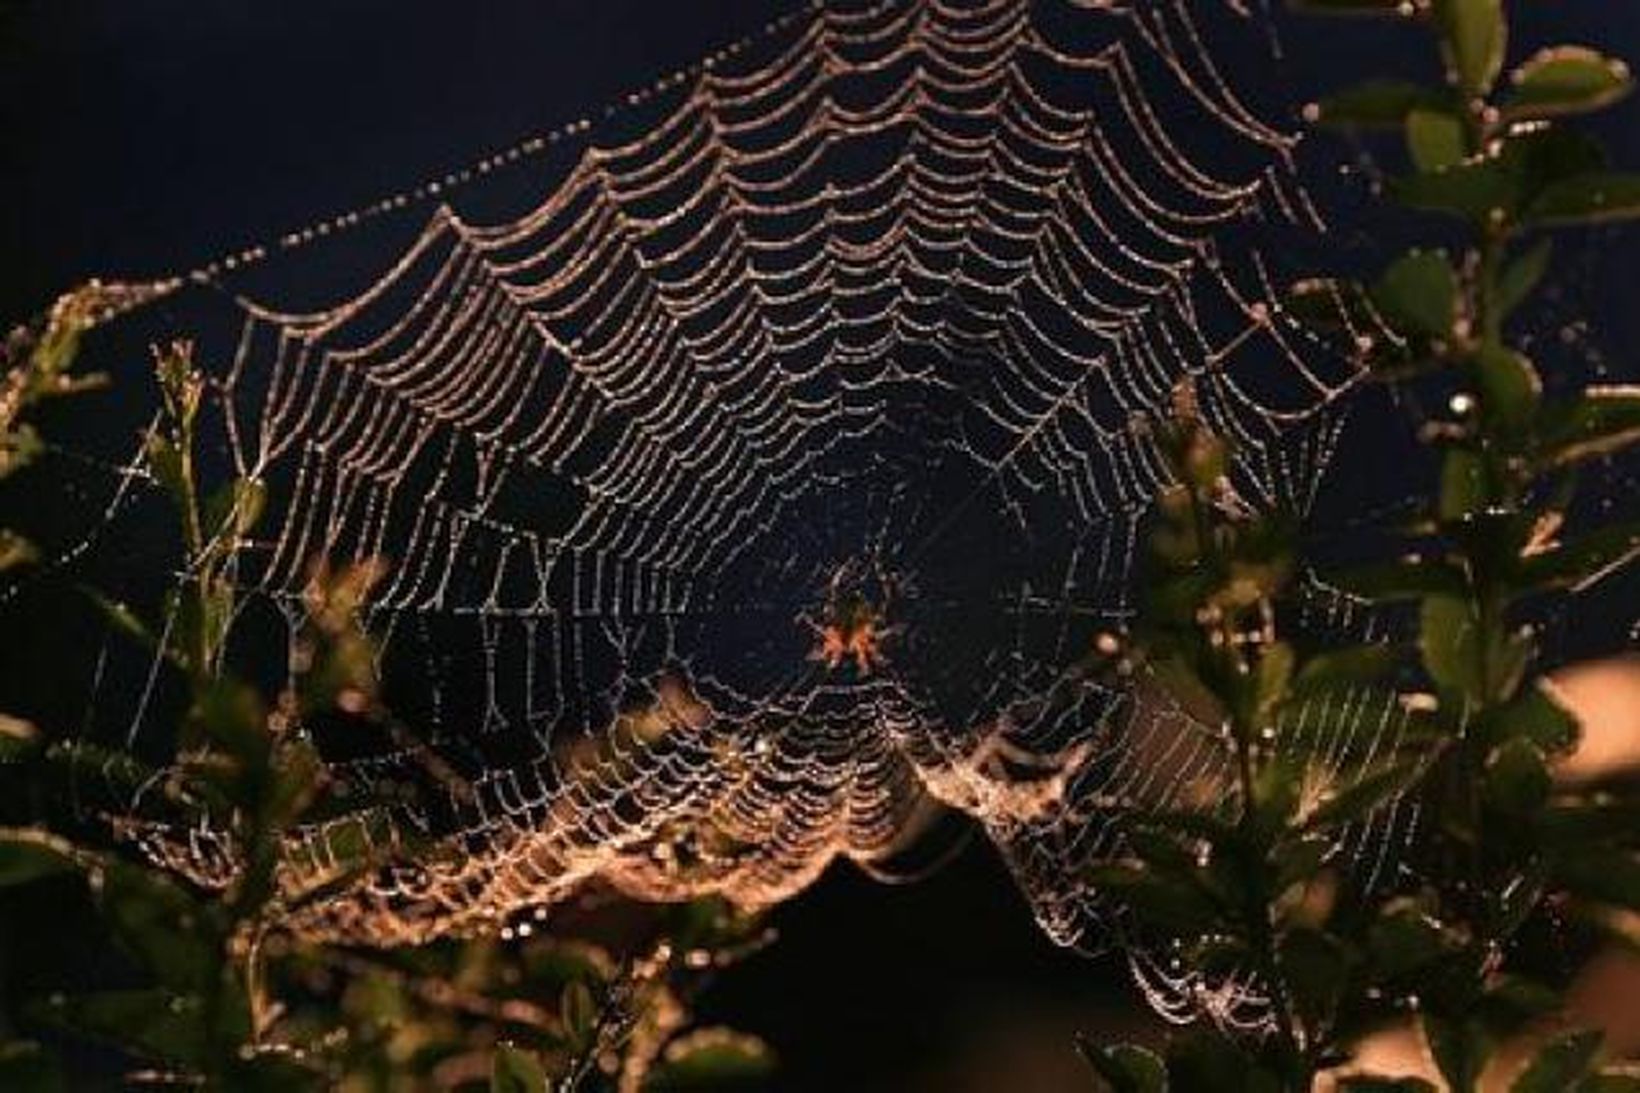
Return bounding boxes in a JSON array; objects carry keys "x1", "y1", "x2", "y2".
[
  {"x1": 0, "y1": 334, "x2": 771, "y2": 1090},
  {"x1": 1084, "y1": 2, "x2": 1640, "y2": 1090}
]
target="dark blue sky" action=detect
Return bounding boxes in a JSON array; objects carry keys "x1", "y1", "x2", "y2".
[
  {"x1": 5, "y1": 5, "x2": 1640, "y2": 1089},
  {"x1": 5, "y1": 1, "x2": 1639, "y2": 319}
]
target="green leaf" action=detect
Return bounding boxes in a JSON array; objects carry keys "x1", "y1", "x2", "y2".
[
  {"x1": 0, "y1": 529, "x2": 39, "y2": 574},
  {"x1": 1080, "y1": 1041, "x2": 1167, "y2": 1093},
  {"x1": 1369, "y1": 907, "x2": 1459, "y2": 979},
  {"x1": 1580, "y1": 1072, "x2": 1640, "y2": 1093},
  {"x1": 1254, "y1": 640, "x2": 1295, "y2": 720},
  {"x1": 1289, "y1": 644, "x2": 1401, "y2": 701},
  {"x1": 204, "y1": 476, "x2": 267, "y2": 545},
  {"x1": 1478, "y1": 974, "x2": 1562, "y2": 1035},
  {"x1": 1310, "y1": 81, "x2": 1449, "y2": 128},
  {"x1": 560, "y1": 979, "x2": 598, "y2": 1052},
  {"x1": 1432, "y1": 0, "x2": 1506, "y2": 97},
  {"x1": 1408, "y1": 108, "x2": 1469, "y2": 172},
  {"x1": 99, "y1": 861, "x2": 216, "y2": 993},
  {"x1": 0, "y1": 1040, "x2": 64, "y2": 1093},
  {"x1": 1420, "y1": 592, "x2": 1480, "y2": 700},
  {"x1": 0, "y1": 424, "x2": 44, "y2": 481},
  {"x1": 1423, "y1": 1011, "x2": 1489, "y2": 1093},
  {"x1": 1556, "y1": 849, "x2": 1640, "y2": 910},
  {"x1": 1307, "y1": 758, "x2": 1425, "y2": 830},
  {"x1": 1477, "y1": 686, "x2": 1579, "y2": 752},
  {"x1": 1471, "y1": 347, "x2": 1541, "y2": 434},
  {"x1": 1538, "y1": 388, "x2": 1640, "y2": 469},
  {"x1": 1394, "y1": 126, "x2": 1605, "y2": 227},
  {"x1": 1497, "y1": 238, "x2": 1553, "y2": 319},
  {"x1": 1331, "y1": 559, "x2": 1467, "y2": 603},
  {"x1": 0, "y1": 828, "x2": 83, "y2": 888},
  {"x1": 491, "y1": 1044, "x2": 546, "y2": 1093},
  {"x1": 1512, "y1": 1029, "x2": 1603, "y2": 1093},
  {"x1": 1085, "y1": 862, "x2": 1223, "y2": 934},
  {"x1": 1438, "y1": 448, "x2": 1490, "y2": 523},
  {"x1": 1541, "y1": 801, "x2": 1640, "y2": 846},
  {"x1": 1372, "y1": 250, "x2": 1459, "y2": 338},
  {"x1": 0, "y1": 713, "x2": 42, "y2": 761},
  {"x1": 33, "y1": 989, "x2": 205, "y2": 1067},
  {"x1": 1485, "y1": 738, "x2": 1550, "y2": 817},
  {"x1": 1280, "y1": 928, "x2": 1349, "y2": 1026},
  {"x1": 143, "y1": 433, "x2": 188, "y2": 510},
  {"x1": 1503, "y1": 47, "x2": 1634, "y2": 120},
  {"x1": 649, "y1": 1029, "x2": 777, "y2": 1089},
  {"x1": 1528, "y1": 172, "x2": 1640, "y2": 227}
]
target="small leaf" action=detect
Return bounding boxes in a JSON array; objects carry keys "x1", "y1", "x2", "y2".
[
  {"x1": 1423, "y1": 1011, "x2": 1489, "y2": 1093},
  {"x1": 1085, "y1": 862, "x2": 1223, "y2": 934},
  {"x1": 1331, "y1": 559, "x2": 1468, "y2": 602},
  {"x1": 491, "y1": 1044, "x2": 546, "y2": 1093},
  {"x1": 1254, "y1": 640, "x2": 1295, "y2": 720},
  {"x1": 1407, "y1": 108, "x2": 1469, "y2": 171},
  {"x1": 1477, "y1": 686, "x2": 1579, "y2": 753},
  {"x1": 0, "y1": 828, "x2": 83, "y2": 888},
  {"x1": 1471, "y1": 347, "x2": 1541, "y2": 434},
  {"x1": 1433, "y1": 0, "x2": 1506, "y2": 97},
  {"x1": 1310, "y1": 81, "x2": 1449, "y2": 128},
  {"x1": 560, "y1": 979, "x2": 598, "y2": 1051},
  {"x1": 99, "y1": 861, "x2": 215, "y2": 992},
  {"x1": 1307, "y1": 758, "x2": 1425, "y2": 829},
  {"x1": 0, "y1": 713, "x2": 42, "y2": 761},
  {"x1": 1503, "y1": 47, "x2": 1634, "y2": 120},
  {"x1": 1373, "y1": 250, "x2": 1459, "y2": 337},
  {"x1": 0, "y1": 529, "x2": 39, "y2": 574},
  {"x1": 0, "y1": 424, "x2": 44, "y2": 481},
  {"x1": 1420, "y1": 592, "x2": 1480, "y2": 701},
  {"x1": 1497, "y1": 238, "x2": 1553, "y2": 319},
  {"x1": 1555, "y1": 849, "x2": 1640, "y2": 911},
  {"x1": 1280, "y1": 928, "x2": 1349, "y2": 1026},
  {"x1": 34, "y1": 989, "x2": 206, "y2": 1067},
  {"x1": 1439, "y1": 448, "x2": 1490, "y2": 523},
  {"x1": 1485, "y1": 738, "x2": 1550, "y2": 817},
  {"x1": 650, "y1": 1029, "x2": 777, "y2": 1089},
  {"x1": 1528, "y1": 173, "x2": 1640, "y2": 227},
  {"x1": 1370, "y1": 907, "x2": 1459, "y2": 979},
  {"x1": 1289, "y1": 644, "x2": 1401, "y2": 699},
  {"x1": 1512, "y1": 1029, "x2": 1603, "y2": 1093},
  {"x1": 1079, "y1": 1040, "x2": 1167, "y2": 1093},
  {"x1": 0, "y1": 1039, "x2": 64, "y2": 1093}
]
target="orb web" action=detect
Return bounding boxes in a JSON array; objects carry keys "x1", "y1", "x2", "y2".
[{"x1": 5, "y1": 0, "x2": 1432, "y2": 1029}]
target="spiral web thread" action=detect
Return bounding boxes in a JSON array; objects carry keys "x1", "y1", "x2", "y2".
[{"x1": 26, "y1": 0, "x2": 1432, "y2": 1030}]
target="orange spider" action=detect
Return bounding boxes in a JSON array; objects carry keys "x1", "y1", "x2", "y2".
[{"x1": 811, "y1": 613, "x2": 886, "y2": 676}]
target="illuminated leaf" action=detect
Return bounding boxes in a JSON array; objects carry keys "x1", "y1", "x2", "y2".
[
  {"x1": 1080, "y1": 1041, "x2": 1167, "y2": 1093},
  {"x1": 1432, "y1": 0, "x2": 1506, "y2": 97},
  {"x1": 1407, "y1": 108, "x2": 1468, "y2": 171},
  {"x1": 1511, "y1": 1029, "x2": 1603, "y2": 1093},
  {"x1": 1311, "y1": 80, "x2": 1448, "y2": 128},
  {"x1": 1503, "y1": 47, "x2": 1634, "y2": 120}
]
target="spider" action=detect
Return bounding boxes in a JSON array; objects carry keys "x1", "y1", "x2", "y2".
[{"x1": 804, "y1": 560, "x2": 897, "y2": 676}]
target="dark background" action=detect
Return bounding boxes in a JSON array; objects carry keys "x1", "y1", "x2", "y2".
[{"x1": 4, "y1": 4, "x2": 1640, "y2": 1091}]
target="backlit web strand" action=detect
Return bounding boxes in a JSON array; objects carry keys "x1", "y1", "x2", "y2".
[{"x1": 56, "y1": 0, "x2": 1403, "y2": 1030}]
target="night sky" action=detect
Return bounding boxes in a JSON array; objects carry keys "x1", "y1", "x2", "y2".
[{"x1": 5, "y1": 4, "x2": 1640, "y2": 1090}]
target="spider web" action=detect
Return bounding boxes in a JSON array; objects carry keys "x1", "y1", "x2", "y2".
[{"x1": 6, "y1": 0, "x2": 1441, "y2": 1029}]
